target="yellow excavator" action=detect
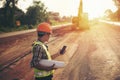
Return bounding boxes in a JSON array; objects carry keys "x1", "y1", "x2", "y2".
[{"x1": 72, "y1": 0, "x2": 89, "y2": 30}]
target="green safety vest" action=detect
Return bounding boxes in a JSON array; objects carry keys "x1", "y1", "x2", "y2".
[{"x1": 33, "y1": 41, "x2": 54, "y2": 78}]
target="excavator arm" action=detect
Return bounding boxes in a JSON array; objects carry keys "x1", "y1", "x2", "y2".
[{"x1": 71, "y1": 0, "x2": 89, "y2": 30}]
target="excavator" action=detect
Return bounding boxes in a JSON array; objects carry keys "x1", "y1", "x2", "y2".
[{"x1": 72, "y1": 0, "x2": 89, "y2": 30}]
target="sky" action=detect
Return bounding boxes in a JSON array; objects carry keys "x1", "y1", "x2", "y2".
[{"x1": 18, "y1": 0, "x2": 117, "y2": 19}]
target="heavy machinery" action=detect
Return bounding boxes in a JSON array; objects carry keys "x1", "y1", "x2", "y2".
[{"x1": 72, "y1": 0, "x2": 89, "y2": 30}]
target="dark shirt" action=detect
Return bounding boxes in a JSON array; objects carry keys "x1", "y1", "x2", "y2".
[{"x1": 30, "y1": 42, "x2": 49, "y2": 67}]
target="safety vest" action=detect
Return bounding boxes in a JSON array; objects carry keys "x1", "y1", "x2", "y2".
[{"x1": 33, "y1": 41, "x2": 54, "y2": 78}]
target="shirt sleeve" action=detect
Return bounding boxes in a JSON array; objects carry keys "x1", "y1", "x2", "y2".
[{"x1": 30, "y1": 44, "x2": 43, "y2": 67}]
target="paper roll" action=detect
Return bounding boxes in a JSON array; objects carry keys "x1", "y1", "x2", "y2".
[{"x1": 39, "y1": 59, "x2": 65, "y2": 68}]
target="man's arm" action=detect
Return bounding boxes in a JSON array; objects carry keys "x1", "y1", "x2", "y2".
[
  {"x1": 51, "y1": 46, "x2": 66, "y2": 59},
  {"x1": 31, "y1": 45, "x2": 55, "y2": 71},
  {"x1": 51, "y1": 52, "x2": 60, "y2": 59}
]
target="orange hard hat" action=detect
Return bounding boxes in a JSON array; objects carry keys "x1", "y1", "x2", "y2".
[{"x1": 37, "y1": 22, "x2": 52, "y2": 33}]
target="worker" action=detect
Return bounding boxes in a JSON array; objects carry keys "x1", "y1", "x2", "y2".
[{"x1": 30, "y1": 22, "x2": 64, "y2": 80}]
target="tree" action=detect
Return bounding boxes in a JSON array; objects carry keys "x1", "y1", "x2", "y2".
[
  {"x1": 25, "y1": 1, "x2": 49, "y2": 25},
  {"x1": 112, "y1": 0, "x2": 120, "y2": 21},
  {"x1": 0, "y1": 0, "x2": 49, "y2": 27},
  {"x1": 104, "y1": 9, "x2": 113, "y2": 19},
  {"x1": 113, "y1": 0, "x2": 120, "y2": 8},
  {"x1": 0, "y1": 0, "x2": 19, "y2": 27},
  {"x1": 114, "y1": 9, "x2": 120, "y2": 21}
]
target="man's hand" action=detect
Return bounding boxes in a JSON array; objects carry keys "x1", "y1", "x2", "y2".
[
  {"x1": 46, "y1": 64, "x2": 56, "y2": 71},
  {"x1": 60, "y1": 46, "x2": 67, "y2": 54}
]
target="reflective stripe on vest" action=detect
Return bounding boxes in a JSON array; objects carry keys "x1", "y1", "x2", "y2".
[{"x1": 33, "y1": 41, "x2": 54, "y2": 78}]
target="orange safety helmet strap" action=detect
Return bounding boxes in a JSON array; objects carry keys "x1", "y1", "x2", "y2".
[{"x1": 37, "y1": 22, "x2": 52, "y2": 34}]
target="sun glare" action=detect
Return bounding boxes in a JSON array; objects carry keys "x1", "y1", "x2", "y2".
[
  {"x1": 83, "y1": 0, "x2": 117, "y2": 19},
  {"x1": 17, "y1": 0, "x2": 117, "y2": 19}
]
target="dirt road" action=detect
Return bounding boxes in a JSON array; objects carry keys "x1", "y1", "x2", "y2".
[
  {"x1": 0, "y1": 22, "x2": 120, "y2": 80},
  {"x1": 58, "y1": 23, "x2": 120, "y2": 80}
]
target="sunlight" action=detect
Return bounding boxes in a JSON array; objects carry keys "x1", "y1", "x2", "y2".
[
  {"x1": 17, "y1": 0, "x2": 117, "y2": 19},
  {"x1": 17, "y1": 0, "x2": 33, "y2": 12},
  {"x1": 83, "y1": 0, "x2": 117, "y2": 19},
  {"x1": 42, "y1": 0, "x2": 75, "y2": 17}
]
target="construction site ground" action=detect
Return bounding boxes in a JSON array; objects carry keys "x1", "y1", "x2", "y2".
[{"x1": 0, "y1": 22, "x2": 120, "y2": 80}]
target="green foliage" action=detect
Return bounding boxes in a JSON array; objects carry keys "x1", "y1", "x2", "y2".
[
  {"x1": 0, "y1": 0, "x2": 22, "y2": 27},
  {"x1": 0, "y1": 0, "x2": 49, "y2": 33},
  {"x1": 25, "y1": 1, "x2": 49, "y2": 25},
  {"x1": 0, "y1": 25, "x2": 29, "y2": 33},
  {"x1": 0, "y1": 0, "x2": 70, "y2": 33}
]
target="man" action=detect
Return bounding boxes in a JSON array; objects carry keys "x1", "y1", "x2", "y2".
[{"x1": 30, "y1": 22, "x2": 63, "y2": 80}]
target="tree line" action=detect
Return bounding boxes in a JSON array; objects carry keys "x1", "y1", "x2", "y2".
[
  {"x1": 105, "y1": 0, "x2": 120, "y2": 21},
  {"x1": 0, "y1": 0, "x2": 49, "y2": 28}
]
